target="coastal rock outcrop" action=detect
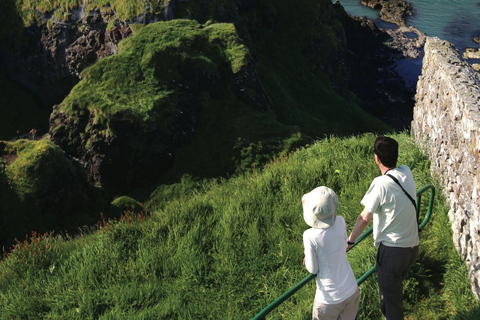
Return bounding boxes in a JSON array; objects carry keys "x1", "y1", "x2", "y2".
[
  {"x1": 412, "y1": 37, "x2": 480, "y2": 298},
  {"x1": 333, "y1": 2, "x2": 416, "y2": 129},
  {"x1": 361, "y1": 0, "x2": 413, "y2": 26},
  {"x1": 358, "y1": 0, "x2": 425, "y2": 59},
  {"x1": 463, "y1": 47, "x2": 480, "y2": 60},
  {"x1": 383, "y1": 25, "x2": 425, "y2": 59},
  {"x1": 0, "y1": 139, "x2": 109, "y2": 247}
]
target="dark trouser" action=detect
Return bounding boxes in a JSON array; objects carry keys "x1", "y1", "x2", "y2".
[{"x1": 376, "y1": 243, "x2": 419, "y2": 320}]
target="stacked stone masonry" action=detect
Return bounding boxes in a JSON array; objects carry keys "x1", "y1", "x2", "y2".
[{"x1": 412, "y1": 36, "x2": 480, "y2": 298}]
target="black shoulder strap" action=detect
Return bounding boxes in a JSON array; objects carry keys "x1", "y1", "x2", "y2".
[{"x1": 386, "y1": 174, "x2": 418, "y2": 218}]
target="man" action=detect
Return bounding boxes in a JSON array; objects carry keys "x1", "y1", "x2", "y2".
[
  {"x1": 303, "y1": 186, "x2": 360, "y2": 320},
  {"x1": 346, "y1": 136, "x2": 419, "y2": 320}
]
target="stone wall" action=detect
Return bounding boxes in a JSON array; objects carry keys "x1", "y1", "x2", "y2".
[{"x1": 412, "y1": 36, "x2": 480, "y2": 298}]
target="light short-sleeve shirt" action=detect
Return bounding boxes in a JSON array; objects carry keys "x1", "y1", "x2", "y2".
[
  {"x1": 361, "y1": 165, "x2": 419, "y2": 248},
  {"x1": 303, "y1": 216, "x2": 358, "y2": 304}
]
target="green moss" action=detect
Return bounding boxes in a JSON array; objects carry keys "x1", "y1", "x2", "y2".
[
  {"x1": 106, "y1": 19, "x2": 115, "y2": 31},
  {"x1": 60, "y1": 20, "x2": 248, "y2": 135},
  {"x1": 6, "y1": 139, "x2": 72, "y2": 197}
]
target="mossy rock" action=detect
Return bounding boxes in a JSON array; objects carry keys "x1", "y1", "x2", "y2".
[
  {"x1": 0, "y1": 139, "x2": 109, "y2": 246},
  {"x1": 50, "y1": 19, "x2": 303, "y2": 197}
]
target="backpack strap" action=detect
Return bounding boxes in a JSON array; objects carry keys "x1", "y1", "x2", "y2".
[{"x1": 386, "y1": 173, "x2": 418, "y2": 222}]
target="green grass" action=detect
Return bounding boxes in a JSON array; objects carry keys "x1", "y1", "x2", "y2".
[
  {"x1": 0, "y1": 132, "x2": 478, "y2": 319},
  {"x1": 59, "y1": 19, "x2": 249, "y2": 128}
]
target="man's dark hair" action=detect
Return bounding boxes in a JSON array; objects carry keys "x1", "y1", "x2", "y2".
[{"x1": 374, "y1": 136, "x2": 398, "y2": 168}]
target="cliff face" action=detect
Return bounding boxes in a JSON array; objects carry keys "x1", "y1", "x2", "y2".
[
  {"x1": 0, "y1": 10, "x2": 132, "y2": 109},
  {"x1": 0, "y1": 0, "x2": 346, "y2": 110},
  {"x1": 412, "y1": 37, "x2": 480, "y2": 298}
]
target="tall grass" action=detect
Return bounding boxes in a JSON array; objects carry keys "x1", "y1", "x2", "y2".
[{"x1": 0, "y1": 133, "x2": 478, "y2": 319}]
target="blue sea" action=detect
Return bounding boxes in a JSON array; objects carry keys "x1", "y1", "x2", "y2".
[{"x1": 334, "y1": 0, "x2": 480, "y2": 87}]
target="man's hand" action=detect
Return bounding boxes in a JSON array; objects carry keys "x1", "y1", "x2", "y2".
[{"x1": 346, "y1": 243, "x2": 352, "y2": 252}]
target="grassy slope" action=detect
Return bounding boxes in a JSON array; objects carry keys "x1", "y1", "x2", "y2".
[
  {"x1": 1, "y1": 0, "x2": 391, "y2": 253},
  {"x1": 0, "y1": 133, "x2": 478, "y2": 319}
]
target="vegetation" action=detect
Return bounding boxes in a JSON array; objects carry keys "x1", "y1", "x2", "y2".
[
  {"x1": 0, "y1": 133, "x2": 478, "y2": 319},
  {"x1": 48, "y1": 19, "x2": 311, "y2": 197},
  {"x1": 59, "y1": 19, "x2": 250, "y2": 134}
]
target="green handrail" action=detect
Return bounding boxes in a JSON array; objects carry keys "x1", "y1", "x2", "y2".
[{"x1": 252, "y1": 184, "x2": 435, "y2": 320}]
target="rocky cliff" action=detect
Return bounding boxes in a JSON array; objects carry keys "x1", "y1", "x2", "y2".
[
  {"x1": 0, "y1": 7, "x2": 132, "y2": 110},
  {"x1": 412, "y1": 36, "x2": 480, "y2": 298}
]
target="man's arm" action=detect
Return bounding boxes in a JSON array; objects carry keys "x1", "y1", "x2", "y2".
[{"x1": 346, "y1": 208, "x2": 372, "y2": 250}]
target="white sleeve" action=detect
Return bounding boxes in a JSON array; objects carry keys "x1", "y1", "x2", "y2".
[{"x1": 361, "y1": 179, "x2": 382, "y2": 214}]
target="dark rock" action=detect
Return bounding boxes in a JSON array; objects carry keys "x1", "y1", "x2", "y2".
[
  {"x1": 66, "y1": 20, "x2": 132, "y2": 76},
  {"x1": 357, "y1": 0, "x2": 424, "y2": 59}
]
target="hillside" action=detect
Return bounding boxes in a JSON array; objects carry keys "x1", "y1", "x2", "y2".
[
  {"x1": 0, "y1": 0, "x2": 404, "y2": 247},
  {"x1": 0, "y1": 133, "x2": 478, "y2": 319}
]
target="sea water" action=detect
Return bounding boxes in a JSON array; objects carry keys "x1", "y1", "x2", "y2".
[{"x1": 334, "y1": 0, "x2": 480, "y2": 87}]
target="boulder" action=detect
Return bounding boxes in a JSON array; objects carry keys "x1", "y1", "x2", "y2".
[
  {"x1": 463, "y1": 47, "x2": 480, "y2": 59},
  {"x1": 0, "y1": 139, "x2": 109, "y2": 246}
]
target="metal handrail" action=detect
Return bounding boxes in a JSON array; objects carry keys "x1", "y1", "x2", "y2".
[{"x1": 252, "y1": 184, "x2": 435, "y2": 320}]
